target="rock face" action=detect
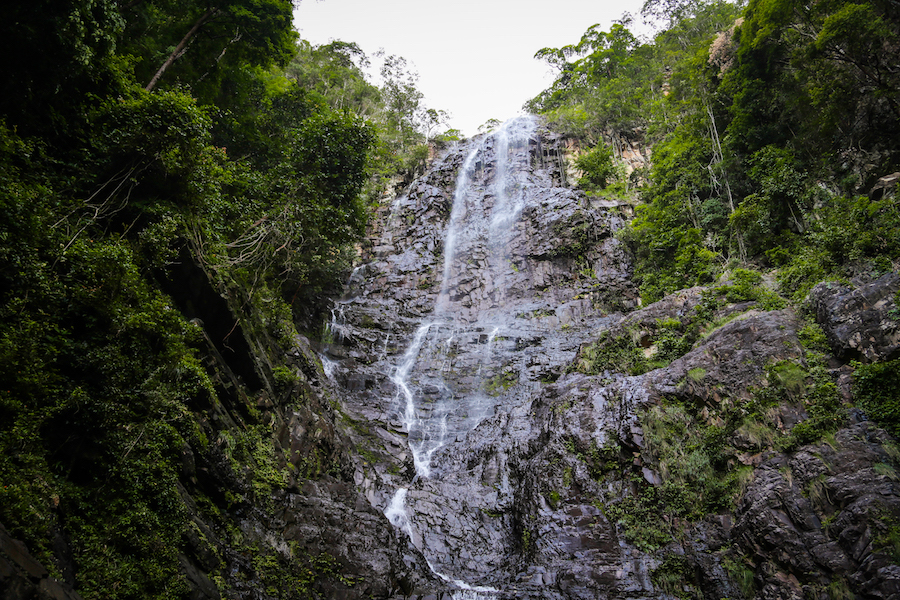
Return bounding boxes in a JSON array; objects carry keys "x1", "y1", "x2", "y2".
[
  {"x1": 809, "y1": 273, "x2": 900, "y2": 363},
  {"x1": 0, "y1": 523, "x2": 83, "y2": 600},
  {"x1": 733, "y1": 422, "x2": 900, "y2": 600},
  {"x1": 14, "y1": 117, "x2": 898, "y2": 599},
  {"x1": 321, "y1": 117, "x2": 900, "y2": 599},
  {"x1": 158, "y1": 258, "x2": 433, "y2": 600}
]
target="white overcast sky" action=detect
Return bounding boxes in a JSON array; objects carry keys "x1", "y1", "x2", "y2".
[{"x1": 293, "y1": 0, "x2": 649, "y2": 136}]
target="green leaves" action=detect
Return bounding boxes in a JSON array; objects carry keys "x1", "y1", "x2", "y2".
[
  {"x1": 727, "y1": 0, "x2": 900, "y2": 171},
  {"x1": 854, "y1": 359, "x2": 900, "y2": 437},
  {"x1": 814, "y1": 3, "x2": 891, "y2": 59},
  {"x1": 0, "y1": 0, "x2": 128, "y2": 134},
  {"x1": 99, "y1": 90, "x2": 212, "y2": 177},
  {"x1": 528, "y1": 19, "x2": 654, "y2": 142},
  {"x1": 291, "y1": 111, "x2": 374, "y2": 213},
  {"x1": 123, "y1": 0, "x2": 297, "y2": 97},
  {"x1": 575, "y1": 143, "x2": 617, "y2": 191},
  {"x1": 0, "y1": 6, "x2": 387, "y2": 596},
  {"x1": 0, "y1": 223, "x2": 203, "y2": 598}
]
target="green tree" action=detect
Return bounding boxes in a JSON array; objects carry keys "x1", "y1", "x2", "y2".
[
  {"x1": 575, "y1": 143, "x2": 617, "y2": 191},
  {"x1": 0, "y1": 4, "x2": 387, "y2": 596},
  {"x1": 722, "y1": 0, "x2": 900, "y2": 183},
  {"x1": 0, "y1": 0, "x2": 128, "y2": 137},
  {"x1": 121, "y1": 0, "x2": 298, "y2": 97},
  {"x1": 285, "y1": 40, "x2": 381, "y2": 115},
  {"x1": 378, "y1": 54, "x2": 425, "y2": 151},
  {"x1": 529, "y1": 20, "x2": 653, "y2": 143}
]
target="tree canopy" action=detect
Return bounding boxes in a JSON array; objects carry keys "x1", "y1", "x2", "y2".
[
  {"x1": 528, "y1": 0, "x2": 900, "y2": 302},
  {"x1": 0, "y1": 2, "x2": 450, "y2": 596}
]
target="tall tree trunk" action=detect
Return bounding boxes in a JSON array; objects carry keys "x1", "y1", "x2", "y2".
[
  {"x1": 704, "y1": 96, "x2": 746, "y2": 261},
  {"x1": 145, "y1": 7, "x2": 218, "y2": 92}
]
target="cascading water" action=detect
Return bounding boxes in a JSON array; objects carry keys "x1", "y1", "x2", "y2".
[
  {"x1": 436, "y1": 140, "x2": 481, "y2": 315},
  {"x1": 389, "y1": 322, "x2": 444, "y2": 478},
  {"x1": 391, "y1": 118, "x2": 538, "y2": 479},
  {"x1": 327, "y1": 114, "x2": 636, "y2": 597},
  {"x1": 381, "y1": 118, "x2": 542, "y2": 597}
]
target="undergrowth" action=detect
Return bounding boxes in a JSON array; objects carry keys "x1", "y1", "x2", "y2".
[
  {"x1": 576, "y1": 268, "x2": 786, "y2": 377},
  {"x1": 853, "y1": 359, "x2": 900, "y2": 437},
  {"x1": 601, "y1": 332, "x2": 844, "y2": 554}
]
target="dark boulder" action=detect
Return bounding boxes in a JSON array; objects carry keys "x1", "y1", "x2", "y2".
[
  {"x1": 809, "y1": 273, "x2": 900, "y2": 363},
  {"x1": 0, "y1": 523, "x2": 83, "y2": 600}
]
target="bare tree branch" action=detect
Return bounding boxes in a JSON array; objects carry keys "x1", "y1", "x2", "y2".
[{"x1": 145, "y1": 7, "x2": 219, "y2": 92}]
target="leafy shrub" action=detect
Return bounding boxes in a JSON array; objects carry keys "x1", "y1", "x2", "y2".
[
  {"x1": 576, "y1": 329, "x2": 649, "y2": 376},
  {"x1": 777, "y1": 194, "x2": 900, "y2": 301},
  {"x1": 607, "y1": 394, "x2": 751, "y2": 552},
  {"x1": 798, "y1": 321, "x2": 829, "y2": 353},
  {"x1": 652, "y1": 553, "x2": 698, "y2": 599},
  {"x1": 575, "y1": 142, "x2": 616, "y2": 191},
  {"x1": 712, "y1": 268, "x2": 786, "y2": 310},
  {"x1": 729, "y1": 146, "x2": 809, "y2": 256},
  {"x1": 622, "y1": 217, "x2": 720, "y2": 304},
  {"x1": 723, "y1": 555, "x2": 756, "y2": 599},
  {"x1": 854, "y1": 359, "x2": 900, "y2": 436},
  {"x1": 774, "y1": 356, "x2": 844, "y2": 451}
]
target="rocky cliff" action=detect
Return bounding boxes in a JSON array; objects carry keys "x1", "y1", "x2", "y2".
[
  {"x1": 4, "y1": 117, "x2": 898, "y2": 600},
  {"x1": 322, "y1": 117, "x2": 900, "y2": 599}
]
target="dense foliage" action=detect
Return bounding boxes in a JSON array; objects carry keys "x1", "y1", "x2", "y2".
[
  {"x1": 2, "y1": 0, "x2": 898, "y2": 596},
  {"x1": 529, "y1": 0, "x2": 900, "y2": 303},
  {"x1": 0, "y1": 1, "x2": 448, "y2": 597},
  {"x1": 531, "y1": 0, "x2": 900, "y2": 591}
]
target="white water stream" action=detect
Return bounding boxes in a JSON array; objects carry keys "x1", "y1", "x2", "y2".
[
  {"x1": 392, "y1": 117, "x2": 537, "y2": 479},
  {"x1": 383, "y1": 117, "x2": 539, "y2": 597}
]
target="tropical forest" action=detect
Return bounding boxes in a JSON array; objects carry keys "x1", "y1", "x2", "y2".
[{"x1": 1, "y1": 0, "x2": 899, "y2": 599}]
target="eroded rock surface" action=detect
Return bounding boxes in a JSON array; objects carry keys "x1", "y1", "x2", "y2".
[
  {"x1": 321, "y1": 118, "x2": 900, "y2": 600},
  {"x1": 0, "y1": 523, "x2": 83, "y2": 600},
  {"x1": 100, "y1": 117, "x2": 898, "y2": 600},
  {"x1": 809, "y1": 272, "x2": 900, "y2": 363}
]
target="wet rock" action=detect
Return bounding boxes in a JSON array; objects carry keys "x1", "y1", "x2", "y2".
[
  {"x1": 809, "y1": 273, "x2": 900, "y2": 362},
  {"x1": 179, "y1": 554, "x2": 220, "y2": 600},
  {"x1": 869, "y1": 172, "x2": 900, "y2": 200},
  {"x1": 302, "y1": 118, "x2": 900, "y2": 600},
  {"x1": 0, "y1": 522, "x2": 83, "y2": 600},
  {"x1": 277, "y1": 480, "x2": 434, "y2": 599},
  {"x1": 731, "y1": 422, "x2": 900, "y2": 598}
]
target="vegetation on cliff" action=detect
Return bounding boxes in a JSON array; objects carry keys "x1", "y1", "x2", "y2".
[
  {"x1": 1, "y1": 0, "x2": 898, "y2": 597},
  {"x1": 529, "y1": 1, "x2": 900, "y2": 594},
  {"x1": 0, "y1": 1, "x2": 448, "y2": 597},
  {"x1": 529, "y1": 0, "x2": 900, "y2": 304}
]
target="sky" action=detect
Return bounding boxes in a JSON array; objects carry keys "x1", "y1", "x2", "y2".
[{"x1": 293, "y1": 0, "x2": 649, "y2": 136}]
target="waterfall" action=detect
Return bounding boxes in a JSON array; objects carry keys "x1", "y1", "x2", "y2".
[
  {"x1": 389, "y1": 116, "x2": 538, "y2": 479},
  {"x1": 436, "y1": 142, "x2": 481, "y2": 315},
  {"x1": 325, "y1": 304, "x2": 351, "y2": 344},
  {"x1": 389, "y1": 321, "x2": 444, "y2": 478},
  {"x1": 384, "y1": 487, "x2": 413, "y2": 538},
  {"x1": 386, "y1": 486, "x2": 499, "y2": 598},
  {"x1": 318, "y1": 112, "x2": 640, "y2": 595},
  {"x1": 318, "y1": 352, "x2": 338, "y2": 381},
  {"x1": 375, "y1": 117, "x2": 542, "y2": 596},
  {"x1": 489, "y1": 117, "x2": 532, "y2": 232}
]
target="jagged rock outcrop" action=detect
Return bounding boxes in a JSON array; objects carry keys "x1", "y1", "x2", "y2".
[
  {"x1": 158, "y1": 252, "x2": 433, "y2": 599},
  {"x1": 320, "y1": 117, "x2": 900, "y2": 600},
  {"x1": 30, "y1": 116, "x2": 887, "y2": 600},
  {"x1": 809, "y1": 272, "x2": 900, "y2": 363},
  {"x1": 869, "y1": 172, "x2": 900, "y2": 201},
  {"x1": 732, "y1": 422, "x2": 900, "y2": 600},
  {"x1": 0, "y1": 523, "x2": 83, "y2": 600}
]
